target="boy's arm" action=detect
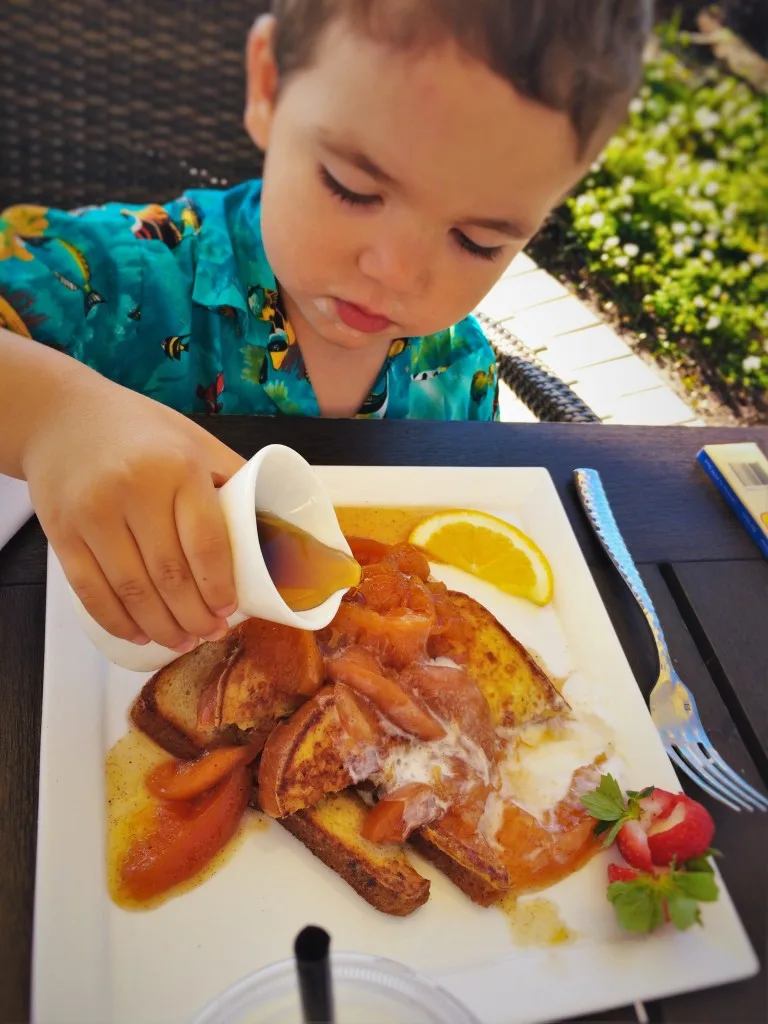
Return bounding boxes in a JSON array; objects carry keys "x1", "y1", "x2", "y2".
[
  {"x1": 0, "y1": 325, "x2": 244, "y2": 654},
  {"x1": 0, "y1": 200, "x2": 251, "y2": 651}
]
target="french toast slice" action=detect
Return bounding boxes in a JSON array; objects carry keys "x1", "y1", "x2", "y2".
[
  {"x1": 408, "y1": 830, "x2": 505, "y2": 907},
  {"x1": 258, "y1": 686, "x2": 355, "y2": 817},
  {"x1": 131, "y1": 618, "x2": 323, "y2": 760},
  {"x1": 446, "y1": 591, "x2": 568, "y2": 728},
  {"x1": 279, "y1": 790, "x2": 430, "y2": 916},
  {"x1": 131, "y1": 633, "x2": 239, "y2": 759}
]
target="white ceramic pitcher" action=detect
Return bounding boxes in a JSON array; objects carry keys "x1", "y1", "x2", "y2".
[{"x1": 70, "y1": 444, "x2": 352, "y2": 672}]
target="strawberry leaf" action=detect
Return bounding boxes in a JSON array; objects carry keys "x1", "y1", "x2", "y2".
[
  {"x1": 683, "y1": 855, "x2": 715, "y2": 874},
  {"x1": 626, "y1": 786, "x2": 655, "y2": 800},
  {"x1": 666, "y1": 891, "x2": 702, "y2": 931},
  {"x1": 607, "y1": 879, "x2": 665, "y2": 933},
  {"x1": 581, "y1": 774, "x2": 626, "y2": 821},
  {"x1": 601, "y1": 817, "x2": 626, "y2": 847},
  {"x1": 674, "y1": 871, "x2": 719, "y2": 902}
]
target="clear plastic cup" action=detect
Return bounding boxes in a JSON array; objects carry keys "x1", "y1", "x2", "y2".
[{"x1": 191, "y1": 952, "x2": 479, "y2": 1024}]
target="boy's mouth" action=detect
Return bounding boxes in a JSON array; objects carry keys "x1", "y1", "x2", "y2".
[{"x1": 332, "y1": 298, "x2": 393, "y2": 334}]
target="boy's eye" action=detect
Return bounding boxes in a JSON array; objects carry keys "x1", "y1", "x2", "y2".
[
  {"x1": 320, "y1": 166, "x2": 380, "y2": 207},
  {"x1": 453, "y1": 229, "x2": 503, "y2": 262}
]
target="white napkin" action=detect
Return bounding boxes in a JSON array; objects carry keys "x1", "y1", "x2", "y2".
[{"x1": 0, "y1": 474, "x2": 35, "y2": 550}]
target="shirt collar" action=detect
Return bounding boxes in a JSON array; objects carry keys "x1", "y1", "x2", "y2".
[{"x1": 188, "y1": 181, "x2": 272, "y2": 330}]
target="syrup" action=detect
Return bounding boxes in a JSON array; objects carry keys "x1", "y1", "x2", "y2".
[{"x1": 257, "y1": 511, "x2": 362, "y2": 611}]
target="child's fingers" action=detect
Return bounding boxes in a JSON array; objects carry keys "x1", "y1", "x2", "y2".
[
  {"x1": 82, "y1": 516, "x2": 195, "y2": 652},
  {"x1": 57, "y1": 537, "x2": 147, "y2": 644},
  {"x1": 174, "y1": 474, "x2": 238, "y2": 618},
  {"x1": 126, "y1": 490, "x2": 229, "y2": 642}
]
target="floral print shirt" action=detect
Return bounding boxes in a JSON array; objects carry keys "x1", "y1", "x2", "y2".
[{"x1": 0, "y1": 180, "x2": 499, "y2": 420}]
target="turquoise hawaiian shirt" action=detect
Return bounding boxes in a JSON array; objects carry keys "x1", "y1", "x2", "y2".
[{"x1": 0, "y1": 181, "x2": 499, "y2": 420}]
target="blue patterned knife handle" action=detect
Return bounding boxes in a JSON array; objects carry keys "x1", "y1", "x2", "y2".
[{"x1": 574, "y1": 468, "x2": 673, "y2": 677}]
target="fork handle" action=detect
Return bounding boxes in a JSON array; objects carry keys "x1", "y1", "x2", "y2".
[{"x1": 574, "y1": 468, "x2": 673, "y2": 677}]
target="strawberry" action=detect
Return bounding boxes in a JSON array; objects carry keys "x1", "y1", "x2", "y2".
[
  {"x1": 581, "y1": 775, "x2": 715, "y2": 869},
  {"x1": 616, "y1": 819, "x2": 654, "y2": 872},
  {"x1": 607, "y1": 863, "x2": 639, "y2": 884},
  {"x1": 646, "y1": 795, "x2": 715, "y2": 866}
]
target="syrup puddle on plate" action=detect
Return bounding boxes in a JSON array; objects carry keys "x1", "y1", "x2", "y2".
[{"x1": 498, "y1": 895, "x2": 574, "y2": 947}]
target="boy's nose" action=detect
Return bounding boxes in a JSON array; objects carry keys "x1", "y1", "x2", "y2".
[{"x1": 358, "y1": 226, "x2": 431, "y2": 297}]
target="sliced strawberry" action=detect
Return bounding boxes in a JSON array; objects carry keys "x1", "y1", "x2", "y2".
[
  {"x1": 637, "y1": 787, "x2": 678, "y2": 822},
  {"x1": 616, "y1": 819, "x2": 654, "y2": 871},
  {"x1": 647, "y1": 795, "x2": 715, "y2": 866},
  {"x1": 608, "y1": 863, "x2": 640, "y2": 884}
]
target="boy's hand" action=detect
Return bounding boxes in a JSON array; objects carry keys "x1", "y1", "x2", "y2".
[{"x1": 23, "y1": 378, "x2": 246, "y2": 652}]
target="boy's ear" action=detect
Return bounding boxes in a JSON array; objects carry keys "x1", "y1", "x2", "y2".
[{"x1": 244, "y1": 14, "x2": 278, "y2": 150}]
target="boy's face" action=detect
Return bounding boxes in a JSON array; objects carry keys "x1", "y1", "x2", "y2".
[{"x1": 246, "y1": 15, "x2": 593, "y2": 350}]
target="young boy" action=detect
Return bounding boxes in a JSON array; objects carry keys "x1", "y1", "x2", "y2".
[{"x1": 0, "y1": 0, "x2": 651, "y2": 654}]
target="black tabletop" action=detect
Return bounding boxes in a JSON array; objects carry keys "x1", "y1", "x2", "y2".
[{"x1": 2, "y1": 420, "x2": 767, "y2": 1024}]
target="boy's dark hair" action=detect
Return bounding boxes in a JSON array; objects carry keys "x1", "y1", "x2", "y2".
[{"x1": 271, "y1": 0, "x2": 653, "y2": 155}]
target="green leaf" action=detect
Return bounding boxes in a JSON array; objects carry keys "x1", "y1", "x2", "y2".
[
  {"x1": 626, "y1": 786, "x2": 655, "y2": 800},
  {"x1": 608, "y1": 880, "x2": 665, "y2": 933},
  {"x1": 675, "y1": 871, "x2": 719, "y2": 902},
  {"x1": 602, "y1": 818, "x2": 627, "y2": 848},
  {"x1": 683, "y1": 855, "x2": 714, "y2": 874},
  {"x1": 666, "y1": 891, "x2": 702, "y2": 931},
  {"x1": 581, "y1": 774, "x2": 626, "y2": 821}
]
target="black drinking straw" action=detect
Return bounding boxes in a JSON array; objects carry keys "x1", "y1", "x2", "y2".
[{"x1": 294, "y1": 925, "x2": 335, "y2": 1023}]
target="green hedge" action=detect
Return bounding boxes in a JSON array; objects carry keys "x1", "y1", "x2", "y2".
[{"x1": 542, "y1": 34, "x2": 767, "y2": 393}]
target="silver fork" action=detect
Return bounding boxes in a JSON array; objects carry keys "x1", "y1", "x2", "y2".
[{"x1": 574, "y1": 467, "x2": 768, "y2": 812}]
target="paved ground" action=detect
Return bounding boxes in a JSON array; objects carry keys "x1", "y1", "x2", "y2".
[{"x1": 477, "y1": 254, "x2": 701, "y2": 425}]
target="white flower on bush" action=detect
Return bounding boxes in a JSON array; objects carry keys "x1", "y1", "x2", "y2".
[
  {"x1": 654, "y1": 123, "x2": 670, "y2": 139},
  {"x1": 723, "y1": 205, "x2": 737, "y2": 223},
  {"x1": 588, "y1": 211, "x2": 606, "y2": 228},
  {"x1": 749, "y1": 253, "x2": 765, "y2": 268},
  {"x1": 693, "y1": 296, "x2": 707, "y2": 308},
  {"x1": 704, "y1": 181, "x2": 720, "y2": 197},
  {"x1": 614, "y1": 255, "x2": 630, "y2": 268},
  {"x1": 703, "y1": 232, "x2": 718, "y2": 246},
  {"x1": 692, "y1": 200, "x2": 716, "y2": 216},
  {"x1": 623, "y1": 243, "x2": 640, "y2": 258},
  {"x1": 740, "y1": 261, "x2": 752, "y2": 273},
  {"x1": 672, "y1": 242, "x2": 688, "y2": 259},
  {"x1": 699, "y1": 160, "x2": 717, "y2": 175},
  {"x1": 604, "y1": 236, "x2": 620, "y2": 250},
  {"x1": 575, "y1": 194, "x2": 595, "y2": 211},
  {"x1": 691, "y1": 221, "x2": 703, "y2": 234},
  {"x1": 644, "y1": 149, "x2": 665, "y2": 170},
  {"x1": 701, "y1": 250, "x2": 715, "y2": 263},
  {"x1": 711, "y1": 285, "x2": 722, "y2": 298},
  {"x1": 629, "y1": 98, "x2": 643, "y2": 114},
  {"x1": 672, "y1": 222, "x2": 687, "y2": 236},
  {"x1": 742, "y1": 355, "x2": 762, "y2": 373},
  {"x1": 706, "y1": 316, "x2": 721, "y2": 330},
  {"x1": 694, "y1": 107, "x2": 719, "y2": 130},
  {"x1": 620, "y1": 176, "x2": 635, "y2": 191}
]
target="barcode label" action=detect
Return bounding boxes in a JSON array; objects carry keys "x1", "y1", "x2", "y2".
[{"x1": 730, "y1": 461, "x2": 768, "y2": 489}]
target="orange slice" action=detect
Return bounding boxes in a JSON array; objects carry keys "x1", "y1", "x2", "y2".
[{"x1": 409, "y1": 510, "x2": 554, "y2": 605}]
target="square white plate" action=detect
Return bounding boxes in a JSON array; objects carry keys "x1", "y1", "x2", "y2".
[{"x1": 32, "y1": 466, "x2": 758, "y2": 1024}]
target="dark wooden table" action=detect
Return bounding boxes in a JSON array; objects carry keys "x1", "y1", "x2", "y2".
[{"x1": 2, "y1": 420, "x2": 767, "y2": 1024}]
